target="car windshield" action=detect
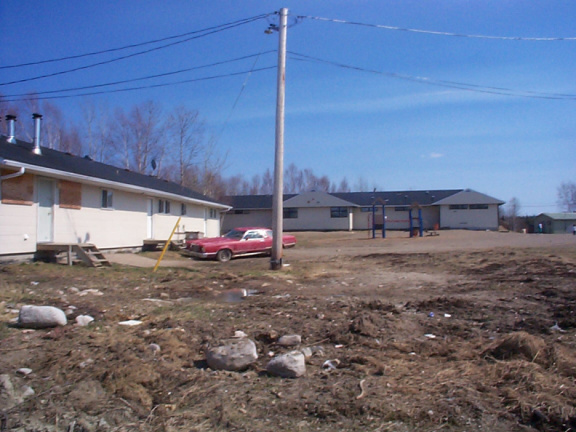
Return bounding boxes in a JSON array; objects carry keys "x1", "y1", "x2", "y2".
[{"x1": 223, "y1": 229, "x2": 245, "y2": 240}]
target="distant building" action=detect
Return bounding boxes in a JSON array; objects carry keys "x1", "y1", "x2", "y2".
[
  {"x1": 223, "y1": 189, "x2": 504, "y2": 232},
  {"x1": 533, "y1": 213, "x2": 576, "y2": 234}
]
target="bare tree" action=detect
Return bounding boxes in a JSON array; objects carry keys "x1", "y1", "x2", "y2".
[
  {"x1": 504, "y1": 197, "x2": 521, "y2": 232},
  {"x1": 337, "y1": 177, "x2": 351, "y2": 193},
  {"x1": 167, "y1": 106, "x2": 204, "y2": 185},
  {"x1": 261, "y1": 169, "x2": 273, "y2": 195},
  {"x1": 557, "y1": 181, "x2": 576, "y2": 212},
  {"x1": 130, "y1": 101, "x2": 163, "y2": 175}
]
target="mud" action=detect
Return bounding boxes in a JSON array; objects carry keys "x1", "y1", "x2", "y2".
[{"x1": 1, "y1": 230, "x2": 576, "y2": 431}]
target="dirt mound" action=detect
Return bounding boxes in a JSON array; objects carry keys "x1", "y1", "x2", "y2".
[{"x1": 483, "y1": 331, "x2": 551, "y2": 366}]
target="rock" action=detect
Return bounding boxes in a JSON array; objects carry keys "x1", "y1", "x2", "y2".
[
  {"x1": 300, "y1": 347, "x2": 313, "y2": 359},
  {"x1": 206, "y1": 338, "x2": 258, "y2": 371},
  {"x1": 18, "y1": 305, "x2": 67, "y2": 329},
  {"x1": 148, "y1": 343, "x2": 161, "y2": 354},
  {"x1": 0, "y1": 374, "x2": 35, "y2": 409},
  {"x1": 75, "y1": 315, "x2": 94, "y2": 326},
  {"x1": 16, "y1": 368, "x2": 32, "y2": 376},
  {"x1": 266, "y1": 351, "x2": 306, "y2": 378},
  {"x1": 278, "y1": 334, "x2": 301, "y2": 346}
]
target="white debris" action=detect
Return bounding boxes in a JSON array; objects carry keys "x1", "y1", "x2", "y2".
[
  {"x1": 75, "y1": 315, "x2": 95, "y2": 326},
  {"x1": 118, "y1": 320, "x2": 142, "y2": 326}
]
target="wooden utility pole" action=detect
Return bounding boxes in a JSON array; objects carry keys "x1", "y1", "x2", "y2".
[{"x1": 270, "y1": 8, "x2": 288, "y2": 270}]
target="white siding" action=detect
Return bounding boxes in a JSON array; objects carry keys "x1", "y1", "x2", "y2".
[
  {"x1": 284, "y1": 207, "x2": 350, "y2": 231},
  {"x1": 440, "y1": 205, "x2": 499, "y2": 230},
  {"x1": 0, "y1": 201, "x2": 37, "y2": 254},
  {"x1": 1, "y1": 175, "x2": 224, "y2": 256}
]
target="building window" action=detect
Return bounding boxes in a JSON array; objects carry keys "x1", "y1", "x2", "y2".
[
  {"x1": 209, "y1": 208, "x2": 218, "y2": 219},
  {"x1": 181, "y1": 203, "x2": 187, "y2": 215},
  {"x1": 361, "y1": 207, "x2": 373, "y2": 213},
  {"x1": 234, "y1": 210, "x2": 250, "y2": 215},
  {"x1": 331, "y1": 207, "x2": 348, "y2": 218},
  {"x1": 449, "y1": 204, "x2": 468, "y2": 210},
  {"x1": 284, "y1": 208, "x2": 298, "y2": 219},
  {"x1": 158, "y1": 200, "x2": 170, "y2": 214},
  {"x1": 470, "y1": 204, "x2": 488, "y2": 210},
  {"x1": 394, "y1": 206, "x2": 410, "y2": 212},
  {"x1": 101, "y1": 189, "x2": 113, "y2": 209}
]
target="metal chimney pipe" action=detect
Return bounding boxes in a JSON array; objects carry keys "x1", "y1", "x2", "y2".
[
  {"x1": 6, "y1": 115, "x2": 16, "y2": 144},
  {"x1": 32, "y1": 113, "x2": 42, "y2": 155}
]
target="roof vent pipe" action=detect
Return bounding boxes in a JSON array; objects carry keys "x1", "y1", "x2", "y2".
[
  {"x1": 6, "y1": 115, "x2": 16, "y2": 144},
  {"x1": 32, "y1": 113, "x2": 42, "y2": 155}
]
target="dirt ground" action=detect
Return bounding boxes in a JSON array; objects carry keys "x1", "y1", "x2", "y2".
[{"x1": 1, "y1": 230, "x2": 576, "y2": 432}]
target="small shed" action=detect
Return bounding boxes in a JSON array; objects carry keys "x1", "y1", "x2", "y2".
[{"x1": 533, "y1": 213, "x2": 576, "y2": 234}]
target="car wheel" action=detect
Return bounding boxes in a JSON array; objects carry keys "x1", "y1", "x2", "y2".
[{"x1": 216, "y1": 249, "x2": 232, "y2": 263}]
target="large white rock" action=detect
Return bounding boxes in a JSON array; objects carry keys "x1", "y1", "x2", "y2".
[
  {"x1": 206, "y1": 338, "x2": 258, "y2": 371},
  {"x1": 266, "y1": 351, "x2": 306, "y2": 378},
  {"x1": 18, "y1": 305, "x2": 67, "y2": 329}
]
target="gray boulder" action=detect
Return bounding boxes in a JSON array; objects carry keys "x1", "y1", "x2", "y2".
[
  {"x1": 206, "y1": 338, "x2": 258, "y2": 371},
  {"x1": 278, "y1": 334, "x2": 302, "y2": 346},
  {"x1": 266, "y1": 351, "x2": 306, "y2": 378},
  {"x1": 18, "y1": 305, "x2": 67, "y2": 329}
]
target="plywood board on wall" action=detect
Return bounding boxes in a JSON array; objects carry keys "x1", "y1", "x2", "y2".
[
  {"x1": 1, "y1": 170, "x2": 33, "y2": 205},
  {"x1": 59, "y1": 180, "x2": 82, "y2": 209}
]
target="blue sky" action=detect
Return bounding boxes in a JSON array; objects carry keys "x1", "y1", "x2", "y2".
[{"x1": 1, "y1": 1, "x2": 575, "y2": 215}]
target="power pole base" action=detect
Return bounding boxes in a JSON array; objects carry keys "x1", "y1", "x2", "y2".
[{"x1": 270, "y1": 258, "x2": 283, "y2": 270}]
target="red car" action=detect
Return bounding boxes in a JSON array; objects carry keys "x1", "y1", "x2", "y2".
[{"x1": 183, "y1": 227, "x2": 296, "y2": 262}]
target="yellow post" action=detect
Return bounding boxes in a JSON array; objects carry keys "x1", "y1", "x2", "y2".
[{"x1": 153, "y1": 217, "x2": 181, "y2": 273}]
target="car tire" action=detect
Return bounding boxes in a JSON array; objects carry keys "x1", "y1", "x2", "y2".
[{"x1": 216, "y1": 249, "x2": 232, "y2": 263}]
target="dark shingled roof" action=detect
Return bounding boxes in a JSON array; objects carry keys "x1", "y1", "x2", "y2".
[
  {"x1": 225, "y1": 190, "x2": 464, "y2": 209},
  {"x1": 0, "y1": 136, "x2": 226, "y2": 206}
]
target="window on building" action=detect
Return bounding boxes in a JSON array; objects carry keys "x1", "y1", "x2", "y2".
[
  {"x1": 234, "y1": 210, "x2": 250, "y2": 215},
  {"x1": 449, "y1": 204, "x2": 468, "y2": 210},
  {"x1": 283, "y1": 208, "x2": 298, "y2": 219},
  {"x1": 361, "y1": 207, "x2": 373, "y2": 212},
  {"x1": 209, "y1": 208, "x2": 218, "y2": 219},
  {"x1": 394, "y1": 206, "x2": 410, "y2": 212},
  {"x1": 101, "y1": 189, "x2": 113, "y2": 209},
  {"x1": 181, "y1": 203, "x2": 187, "y2": 215},
  {"x1": 331, "y1": 207, "x2": 348, "y2": 218},
  {"x1": 158, "y1": 200, "x2": 170, "y2": 214},
  {"x1": 470, "y1": 204, "x2": 489, "y2": 210}
]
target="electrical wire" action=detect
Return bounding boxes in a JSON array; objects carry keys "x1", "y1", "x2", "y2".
[
  {"x1": 215, "y1": 44, "x2": 269, "y2": 144},
  {"x1": 0, "y1": 13, "x2": 274, "y2": 70},
  {"x1": 289, "y1": 51, "x2": 576, "y2": 100},
  {"x1": 0, "y1": 66, "x2": 276, "y2": 103},
  {"x1": 1, "y1": 51, "x2": 276, "y2": 98},
  {"x1": 298, "y1": 15, "x2": 576, "y2": 41},
  {"x1": 0, "y1": 15, "x2": 270, "y2": 87}
]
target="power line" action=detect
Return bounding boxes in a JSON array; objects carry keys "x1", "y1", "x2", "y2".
[
  {"x1": 289, "y1": 51, "x2": 576, "y2": 100},
  {"x1": 298, "y1": 15, "x2": 576, "y2": 41},
  {"x1": 1, "y1": 51, "x2": 276, "y2": 98},
  {"x1": 0, "y1": 67, "x2": 276, "y2": 102},
  {"x1": 0, "y1": 15, "x2": 270, "y2": 87},
  {"x1": 0, "y1": 13, "x2": 274, "y2": 70}
]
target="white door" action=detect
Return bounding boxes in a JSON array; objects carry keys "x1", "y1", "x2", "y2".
[
  {"x1": 37, "y1": 178, "x2": 55, "y2": 243},
  {"x1": 147, "y1": 199, "x2": 153, "y2": 239}
]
